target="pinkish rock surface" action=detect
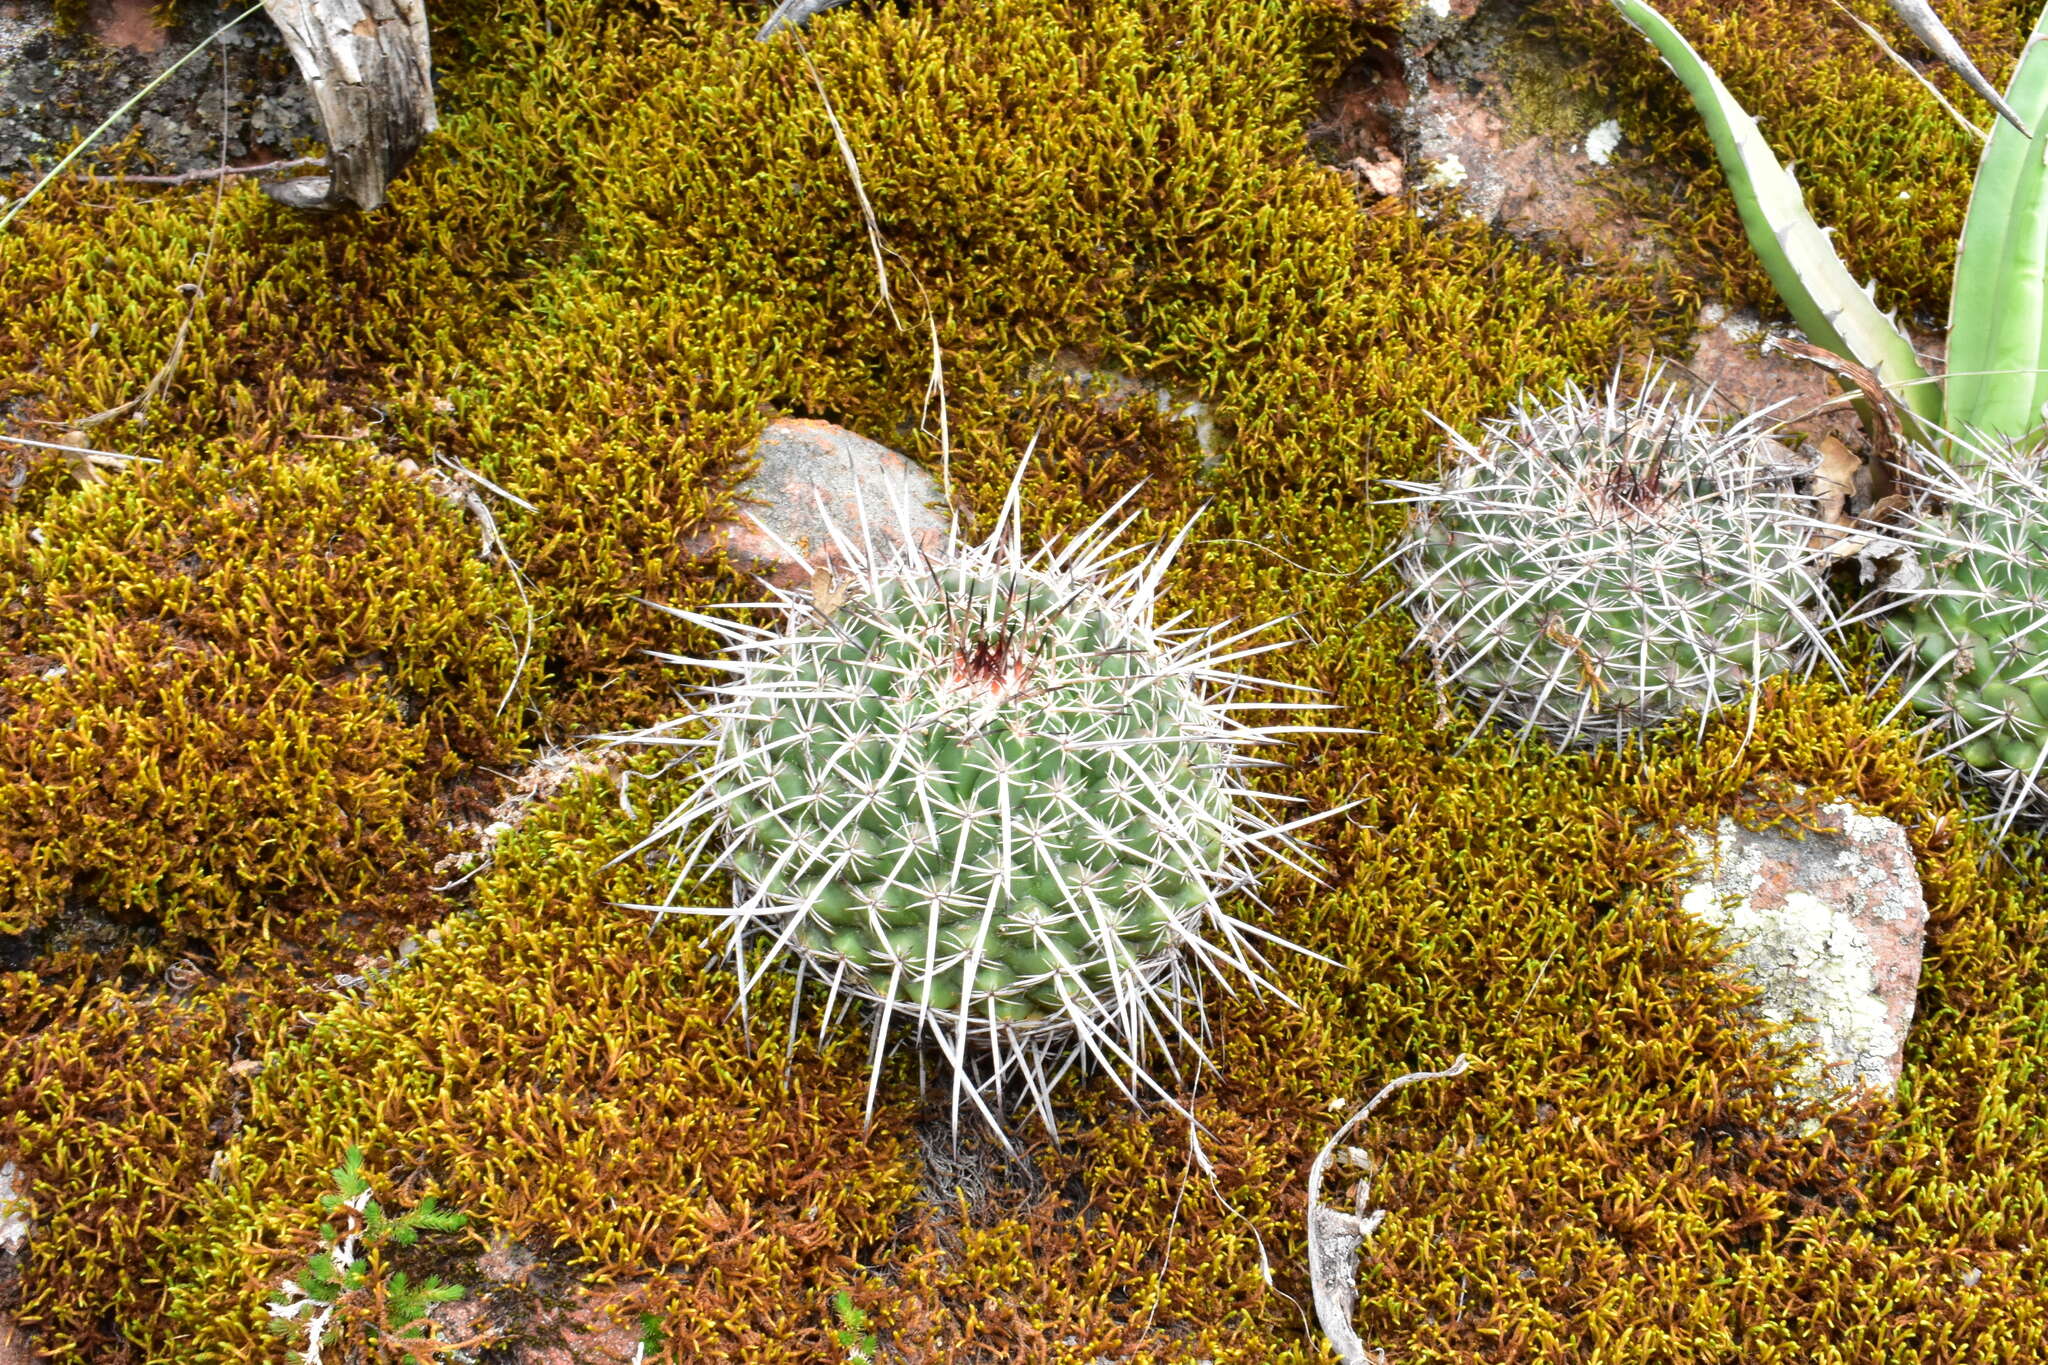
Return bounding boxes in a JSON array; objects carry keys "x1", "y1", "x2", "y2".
[
  {"x1": 422, "y1": 1258, "x2": 649, "y2": 1364},
  {"x1": 689, "y1": 418, "x2": 948, "y2": 584},
  {"x1": 1677, "y1": 803, "x2": 1929, "y2": 1097},
  {"x1": 90, "y1": 0, "x2": 168, "y2": 52},
  {"x1": 513, "y1": 1285, "x2": 650, "y2": 1365}
]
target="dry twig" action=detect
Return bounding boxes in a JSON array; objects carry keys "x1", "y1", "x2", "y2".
[
  {"x1": 1306, "y1": 1055, "x2": 1473, "y2": 1365},
  {"x1": 76, "y1": 156, "x2": 328, "y2": 187}
]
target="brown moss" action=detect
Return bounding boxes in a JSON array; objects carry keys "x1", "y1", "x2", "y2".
[
  {"x1": 0, "y1": 444, "x2": 523, "y2": 941},
  {"x1": 0, "y1": 969, "x2": 247, "y2": 1360},
  {"x1": 158, "y1": 771, "x2": 922, "y2": 1360},
  {"x1": 0, "y1": 617, "x2": 427, "y2": 939}
]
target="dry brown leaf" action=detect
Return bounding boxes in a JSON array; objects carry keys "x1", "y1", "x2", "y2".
[
  {"x1": 1813, "y1": 434, "x2": 1861, "y2": 528},
  {"x1": 810, "y1": 567, "x2": 852, "y2": 620}
]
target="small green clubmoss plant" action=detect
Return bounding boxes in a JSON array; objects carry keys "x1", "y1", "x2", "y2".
[
  {"x1": 266, "y1": 1145, "x2": 470, "y2": 1362},
  {"x1": 828, "y1": 1290, "x2": 878, "y2": 1364},
  {"x1": 637, "y1": 1313, "x2": 667, "y2": 1357},
  {"x1": 1386, "y1": 370, "x2": 1833, "y2": 748},
  {"x1": 616, "y1": 463, "x2": 1343, "y2": 1139},
  {"x1": 1615, "y1": 0, "x2": 2048, "y2": 815}
]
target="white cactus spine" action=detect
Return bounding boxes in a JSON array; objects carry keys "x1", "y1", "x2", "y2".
[{"x1": 1384, "y1": 371, "x2": 1838, "y2": 749}]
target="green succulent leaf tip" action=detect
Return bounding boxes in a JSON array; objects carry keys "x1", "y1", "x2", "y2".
[
  {"x1": 615, "y1": 462, "x2": 1345, "y2": 1138},
  {"x1": 1386, "y1": 368, "x2": 1836, "y2": 749},
  {"x1": 1872, "y1": 432, "x2": 2048, "y2": 834},
  {"x1": 1609, "y1": 0, "x2": 1935, "y2": 428}
]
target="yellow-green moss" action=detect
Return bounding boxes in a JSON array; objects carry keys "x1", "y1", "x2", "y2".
[
  {"x1": 1, "y1": 0, "x2": 2044, "y2": 1360},
  {"x1": 159, "y1": 770, "x2": 922, "y2": 1358},
  {"x1": 2, "y1": 968, "x2": 249, "y2": 1359},
  {"x1": 0, "y1": 444, "x2": 524, "y2": 940}
]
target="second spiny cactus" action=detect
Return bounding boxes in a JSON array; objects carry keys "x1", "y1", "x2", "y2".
[{"x1": 1388, "y1": 375, "x2": 1833, "y2": 747}]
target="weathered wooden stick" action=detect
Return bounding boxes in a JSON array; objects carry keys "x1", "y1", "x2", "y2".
[
  {"x1": 1306, "y1": 1055, "x2": 1471, "y2": 1365},
  {"x1": 259, "y1": 0, "x2": 437, "y2": 211}
]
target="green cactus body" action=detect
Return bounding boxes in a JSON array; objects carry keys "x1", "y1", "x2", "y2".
[
  {"x1": 1388, "y1": 378, "x2": 1831, "y2": 747},
  {"x1": 1875, "y1": 438, "x2": 2048, "y2": 829},
  {"x1": 620, "y1": 471, "x2": 1332, "y2": 1136},
  {"x1": 716, "y1": 567, "x2": 1227, "y2": 1024}
]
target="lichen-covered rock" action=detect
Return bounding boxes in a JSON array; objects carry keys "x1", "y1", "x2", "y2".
[
  {"x1": 0, "y1": 1157, "x2": 27, "y2": 1363},
  {"x1": 0, "y1": 1160, "x2": 28, "y2": 1255},
  {"x1": 685, "y1": 419, "x2": 947, "y2": 582},
  {"x1": 1677, "y1": 803, "x2": 1929, "y2": 1096}
]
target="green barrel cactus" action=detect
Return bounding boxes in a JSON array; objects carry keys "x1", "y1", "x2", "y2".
[
  {"x1": 1616, "y1": 0, "x2": 2048, "y2": 820},
  {"x1": 1874, "y1": 436, "x2": 2048, "y2": 831},
  {"x1": 1387, "y1": 375, "x2": 1833, "y2": 748},
  {"x1": 619, "y1": 472, "x2": 1335, "y2": 1135}
]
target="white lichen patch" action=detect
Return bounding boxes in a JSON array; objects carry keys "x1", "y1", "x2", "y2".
[
  {"x1": 0, "y1": 1160, "x2": 32, "y2": 1254},
  {"x1": 1678, "y1": 803, "x2": 1928, "y2": 1098},
  {"x1": 431, "y1": 745, "x2": 612, "y2": 885},
  {"x1": 1422, "y1": 154, "x2": 1469, "y2": 190},
  {"x1": 1582, "y1": 118, "x2": 1622, "y2": 166}
]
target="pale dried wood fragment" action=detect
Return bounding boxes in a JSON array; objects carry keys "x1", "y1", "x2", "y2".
[
  {"x1": 260, "y1": 0, "x2": 437, "y2": 212},
  {"x1": 1306, "y1": 1055, "x2": 1471, "y2": 1365}
]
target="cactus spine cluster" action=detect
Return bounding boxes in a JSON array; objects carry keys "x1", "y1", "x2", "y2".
[
  {"x1": 1873, "y1": 436, "x2": 2048, "y2": 832},
  {"x1": 1387, "y1": 375, "x2": 1834, "y2": 748},
  {"x1": 620, "y1": 469, "x2": 1334, "y2": 1136}
]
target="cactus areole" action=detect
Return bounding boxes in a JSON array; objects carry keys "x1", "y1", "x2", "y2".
[{"x1": 617, "y1": 468, "x2": 1338, "y2": 1137}]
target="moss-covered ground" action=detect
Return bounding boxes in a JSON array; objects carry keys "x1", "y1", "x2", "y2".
[{"x1": 1, "y1": 0, "x2": 2043, "y2": 1359}]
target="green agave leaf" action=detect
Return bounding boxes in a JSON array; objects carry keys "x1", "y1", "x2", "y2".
[
  {"x1": 1885, "y1": 0, "x2": 2031, "y2": 135},
  {"x1": 1613, "y1": 0, "x2": 1937, "y2": 423},
  {"x1": 1946, "y1": 0, "x2": 2048, "y2": 447}
]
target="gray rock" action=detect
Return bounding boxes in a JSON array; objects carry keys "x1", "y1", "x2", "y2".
[
  {"x1": 1307, "y1": 0, "x2": 1642, "y2": 252},
  {"x1": 688, "y1": 418, "x2": 948, "y2": 584},
  {"x1": 1676, "y1": 803, "x2": 1928, "y2": 1097},
  {"x1": 1037, "y1": 350, "x2": 1229, "y2": 460},
  {"x1": 0, "y1": 0, "x2": 316, "y2": 179}
]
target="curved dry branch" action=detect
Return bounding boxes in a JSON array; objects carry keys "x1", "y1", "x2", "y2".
[{"x1": 1307, "y1": 1055, "x2": 1472, "y2": 1365}]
